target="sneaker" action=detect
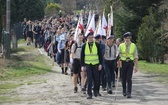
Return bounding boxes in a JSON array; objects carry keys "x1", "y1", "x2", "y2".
[
  {"x1": 87, "y1": 95, "x2": 92, "y2": 99},
  {"x1": 62, "y1": 70, "x2": 64, "y2": 74},
  {"x1": 127, "y1": 94, "x2": 132, "y2": 98},
  {"x1": 107, "y1": 89, "x2": 112, "y2": 94},
  {"x1": 74, "y1": 87, "x2": 78, "y2": 93},
  {"x1": 94, "y1": 91, "x2": 97, "y2": 97},
  {"x1": 97, "y1": 92, "x2": 102, "y2": 96},
  {"x1": 112, "y1": 83, "x2": 115, "y2": 87},
  {"x1": 82, "y1": 88, "x2": 86, "y2": 94},
  {"x1": 123, "y1": 92, "x2": 126, "y2": 96}
]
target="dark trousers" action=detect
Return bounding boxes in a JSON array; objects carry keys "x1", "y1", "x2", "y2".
[
  {"x1": 85, "y1": 64, "x2": 99, "y2": 96},
  {"x1": 35, "y1": 34, "x2": 41, "y2": 47},
  {"x1": 104, "y1": 60, "x2": 116, "y2": 90},
  {"x1": 121, "y1": 61, "x2": 134, "y2": 95},
  {"x1": 100, "y1": 66, "x2": 106, "y2": 88}
]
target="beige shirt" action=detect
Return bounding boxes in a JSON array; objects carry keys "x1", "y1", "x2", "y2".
[
  {"x1": 104, "y1": 44, "x2": 118, "y2": 60},
  {"x1": 71, "y1": 42, "x2": 83, "y2": 59}
]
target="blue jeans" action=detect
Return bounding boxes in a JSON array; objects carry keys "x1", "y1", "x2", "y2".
[
  {"x1": 104, "y1": 60, "x2": 116, "y2": 90},
  {"x1": 85, "y1": 64, "x2": 99, "y2": 96}
]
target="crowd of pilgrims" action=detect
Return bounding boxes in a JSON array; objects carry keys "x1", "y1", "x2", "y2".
[{"x1": 21, "y1": 13, "x2": 122, "y2": 99}]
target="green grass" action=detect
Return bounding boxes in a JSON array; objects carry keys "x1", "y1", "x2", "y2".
[
  {"x1": 11, "y1": 47, "x2": 26, "y2": 53},
  {"x1": 0, "y1": 45, "x2": 52, "y2": 104},
  {"x1": 27, "y1": 80, "x2": 47, "y2": 85},
  {"x1": 0, "y1": 83, "x2": 21, "y2": 94},
  {"x1": 18, "y1": 39, "x2": 26, "y2": 44},
  {"x1": 139, "y1": 60, "x2": 168, "y2": 74},
  {"x1": 0, "y1": 44, "x2": 52, "y2": 80},
  {"x1": 0, "y1": 96, "x2": 21, "y2": 104},
  {"x1": 1, "y1": 54, "x2": 51, "y2": 80},
  {"x1": 139, "y1": 60, "x2": 168, "y2": 84}
]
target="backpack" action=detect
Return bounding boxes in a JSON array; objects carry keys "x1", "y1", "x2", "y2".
[{"x1": 74, "y1": 43, "x2": 82, "y2": 53}]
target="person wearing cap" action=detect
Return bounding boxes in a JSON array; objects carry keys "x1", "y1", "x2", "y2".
[
  {"x1": 118, "y1": 32, "x2": 138, "y2": 98},
  {"x1": 104, "y1": 35, "x2": 118, "y2": 94},
  {"x1": 81, "y1": 32, "x2": 103, "y2": 99}
]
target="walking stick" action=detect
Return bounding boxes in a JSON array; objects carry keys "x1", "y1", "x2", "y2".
[{"x1": 114, "y1": 60, "x2": 121, "y2": 101}]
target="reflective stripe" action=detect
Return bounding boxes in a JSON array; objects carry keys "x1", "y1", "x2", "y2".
[
  {"x1": 85, "y1": 42, "x2": 99, "y2": 65},
  {"x1": 120, "y1": 43, "x2": 135, "y2": 61},
  {"x1": 85, "y1": 59, "x2": 99, "y2": 62},
  {"x1": 85, "y1": 54, "x2": 97, "y2": 56}
]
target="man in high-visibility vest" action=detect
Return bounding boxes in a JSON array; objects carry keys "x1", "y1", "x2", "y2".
[
  {"x1": 118, "y1": 32, "x2": 138, "y2": 98},
  {"x1": 81, "y1": 32, "x2": 103, "y2": 99}
]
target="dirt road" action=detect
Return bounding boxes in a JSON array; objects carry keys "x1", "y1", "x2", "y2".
[{"x1": 2, "y1": 48, "x2": 168, "y2": 105}]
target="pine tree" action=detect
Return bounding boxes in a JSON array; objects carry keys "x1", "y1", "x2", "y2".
[{"x1": 137, "y1": 7, "x2": 162, "y2": 62}]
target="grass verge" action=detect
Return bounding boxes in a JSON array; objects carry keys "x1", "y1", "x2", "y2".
[
  {"x1": 0, "y1": 45, "x2": 52, "y2": 103},
  {"x1": 0, "y1": 83, "x2": 21, "y2": 94},
  {"x1": 139, "y1": 60, "x2": 168, "y2": 84},
  {"x1": 0, "y1": 96, "x2": 21, "y2": 104},
  {"x1": 0, "y1": 46, "x2": 51, "y2": 80}
]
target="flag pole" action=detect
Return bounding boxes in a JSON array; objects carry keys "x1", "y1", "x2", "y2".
[
  {"x1": 94, "y1": 15, "x2": 101, "y2": 37},
  {"x1": 110, "y1": 5, "x2": 114, "y2": 36}
]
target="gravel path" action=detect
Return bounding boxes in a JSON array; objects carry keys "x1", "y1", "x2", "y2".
[{"x1": 2, "y1": 48, "x2": 168, "y2": 105}]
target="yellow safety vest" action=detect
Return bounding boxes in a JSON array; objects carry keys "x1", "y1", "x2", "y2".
[
  {"x1": 120, "y1": 43, "x2": 135, "y2": 61},
  {"x1": 85, "y1": 42, "x2": 99, "y2": 65}
]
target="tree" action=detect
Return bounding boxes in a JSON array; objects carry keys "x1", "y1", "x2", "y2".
[
  {"x1": 120, "y1": 0, "x2": 164, "y2": 17},
  {"x1": 0, "y1": 0, "x2": 5, "y2": 44},
  {"x1": 53, "y1": 0, "x2": 61, "y2": 3},
  {"x1": 60, "y1": 0, "x2": 76, "y2": 14},
  {"x1": 113, "y1": 0, "x2": 164, "y2": 40},
  {"x1": 137, "y1": 8, "x2": 162, "y2": 62},
  {"x1": 40, "y1": 0, "x2": 54, "y2": 6},
  {"x1": 0, "y1": 3, "x2": 2, "y2": 44},
  {"x1": 45, "y1": 3, "x2": 61, "y2": 17},
  {"x1": 11, "y1": 0, "x2": 45, "y2": 24}
]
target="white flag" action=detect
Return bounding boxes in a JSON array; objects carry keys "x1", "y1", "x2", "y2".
[
  {"x1": 74, "y1": 13, "x2": 84, "y2": 41},
  {"x1": 85, "y1": 13, "x2": 95, "y2": 37},
  {"x1": 86, "y1": 11, "x2": 92, "y2": 29},
  {"x1": 108, "y1": 6, "x2": 114, "y2": 36},
  {"x1": 95, "y1": 16, "x2": 102, "y2": 36},
  {"x1": 102, "y1": 11, "x2": 108, "y2": 36}
]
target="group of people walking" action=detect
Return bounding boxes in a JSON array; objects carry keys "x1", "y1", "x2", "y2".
[{"x1": 22, "y1": 13, "x2": 138, "y2": 99}]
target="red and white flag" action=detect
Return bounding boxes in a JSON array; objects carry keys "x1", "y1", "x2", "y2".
[
  {"x1": 102, "y1": 11, "x2": 108, "y2": 36},
  {"x1": 94, "y1": 16, "x2": 102, "y2": 37},
  {"x1": 85, "y1": 13, "x2": 95, "y2": 37},
  {"x1": 74, "y1": 13, "x2": 84, "y2": 41},
  {"x1": 108, "y1": 6, "x2": 114, "y2": 36},
  {"x1": 86, "y1": 11, "x2": 92, "y2": 29}
]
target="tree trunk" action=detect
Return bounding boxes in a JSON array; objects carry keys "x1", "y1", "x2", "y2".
[{"x1": 11, "y1": 30, "x2": 17, "y2": 49}]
